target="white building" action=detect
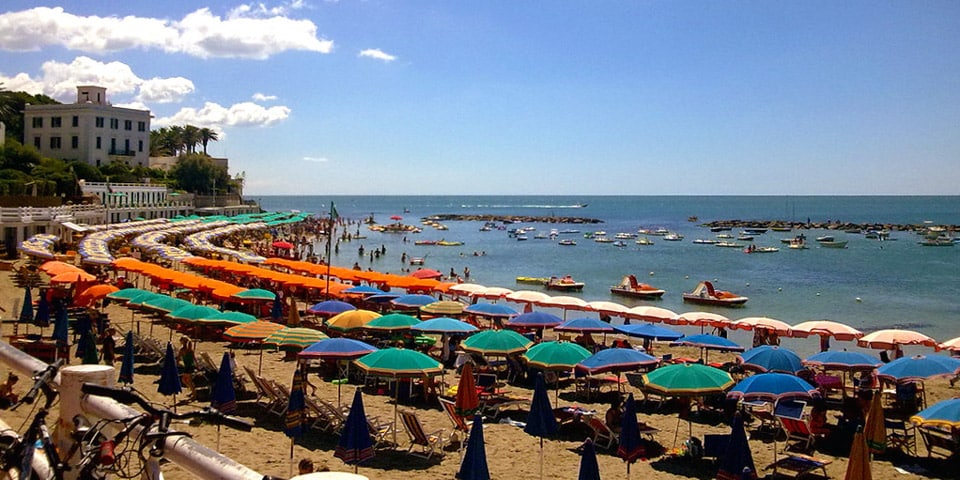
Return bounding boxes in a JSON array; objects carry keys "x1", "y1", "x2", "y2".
[{"x1": 23, "y1": 86, "x2": 151, "y2": 168}]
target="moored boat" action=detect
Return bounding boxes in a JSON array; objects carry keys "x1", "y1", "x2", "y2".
[
  {"x1": 715, "y1": 241, "x2": 744, "y2": 248},
  {"x1": 516, "y1": 276, "x2": 549, "y2": 285},
  {"x1": 546, "y1": 275, "x2": 585, "y2": 291},
  {"x1": 692, "y1": 238, "x2": 718, "y2": 244},
  {"x1": 682, "y1": 281, "x2": 748, "y2": 307},
  {"x1": 635, "y1": 237, "x2": 654, "y2": 245},
  {"x1": 610, "y1": 275, "x2": 666, "y2": 299},
  {"x1": 558, "y1": 239, "x2": 577, "y2": 246}
]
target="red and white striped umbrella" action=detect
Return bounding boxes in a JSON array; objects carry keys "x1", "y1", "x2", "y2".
[
  {"x1": 730, "y1": 316, "x2": 793, "y2": 334},
  {"x1": 668, "y1": 311, "x2": 732, "y2": 328},
  {"x1": 624, "y1": 305, "x2": 677, "y2": 324},
  {"x1": 790, "y1": 320, "x2": 863, "y2": 341}
]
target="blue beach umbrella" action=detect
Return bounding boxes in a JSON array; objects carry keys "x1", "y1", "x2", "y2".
[
  {"x1": 335, "y1": 388, "x2": 375, "y2": 473},
  {"x1": 578, "y1": 438, "x2": 601, "y2": 480},
  {"x1": 464, "y1": 302, "x2": 519, "y2": 318},
  {"x1": 211, "y1": 352, "x2": 237, "y2": 414},
  {"x1": 523, "y1": 373, "x2": 558, "y2": 480},
  {"x1": 18, "y1": 287, "x2": 33, "y2": 326},
  {"x1": 157, "y1": 342, "x2": 182, "y2": 397},
  {"x1": 716, "y1": 412, "x2": 757, "y2": 480},
  {"x1": 343, "y1": 285, "x2": 386, "y2": 295},
  {"x1": 51, "y1": 306, "x2": 69, "y2": 346},
  {"x1": 910, "y1": 398, "x2": 960, "y2": 430},
  {"x1": 306, "y1": 300, "x2": 356, "y2": 315},
  {"x1": 33, "y1": 294, "x2": 50, "y2": 328},
  {"x1": 118, "y1": 331, "x2": 135, "y2": 384},
  {"x1": 576, "y1": 348, "x2": 659, "y2": 375},
  {"x1": 363, "y1": 293, "x2": 401, "y2": 303},
  {"x1": 457, "y1": 414, "x2": 490, "y2": 480},
  {"x1": 727, "y1": 373, "x2": 819, "y2": 403},
  {"x1": 671, "y1": 333, "x2": 744, "y2": 351},
  {"x1": 298, "y1": 338, "x2": 378, "y2": 359},
  {"x1": 614, "y1": 323, "x2": 684, "y2": 341},
  {"x1": 391, "y1": 294, "x2": 437, "y2": 308},
  {"x1": 411, "y1": 317, "x2": 478, "y2": 334},
  {"x1": 876, "y1": 354, "x2": 960, "y2": 383},
  {"x1": 271, "y1": 295, "x2": 283, "y2": 321},
  {"x1": 738, "y1": 345, "x2": 803, "y2": 374},
  {"x1": 555, "y1": 317, "x2": 616, "y2": 333},
  {"x1": 618, "y1": 393, "x2": 644, "y2": 478},
  {"x1": 505, "y1": 311, "x2": 563, "y2": 329},
  {"x1": 284, "y1": 368, "x2": 306, "y2": 475},
  {"x1": 802, "y1": 350, "x2": 882, "y2": 371}
]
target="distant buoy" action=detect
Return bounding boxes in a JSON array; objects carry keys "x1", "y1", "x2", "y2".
[
  {"x1": 684, "y1": 275, "x2": 689, "y2": 279},
  {"x1": 855, "y1": 297, "x2": 862, "y2": 302},
  {"x1": 778, "y1": 287, "x2": 782, "y2": 292},
  {"x1": 649, "y1": 272, "x2": 654, "y2": 276},
  {"x1": 816, "y1": 292, "x2": 821, "y2": 296},
  {"x1": 713, "y1": 278, "x2": 719, "y2": 282},
  {"x1": 746, "y1": 282, "x2": 750, "y2": 287}
]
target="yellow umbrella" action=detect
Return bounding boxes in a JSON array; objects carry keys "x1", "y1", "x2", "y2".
[
  {"x1": 863, "y1": 392, "x2": 886, "y2": 453},
  {"x1": 327, "y1": 309, "x2": 381, "y2": 332},
  {"x1": 845, "y1": 428, "x2": 872, "y2": 480}
]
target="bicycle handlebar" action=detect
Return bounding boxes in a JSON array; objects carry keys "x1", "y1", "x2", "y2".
[
  {"x1": 15, "y1": 359, "x2": 65, "y2": 409},
  {"x1": 80, "y1": 383, "x2": 253, "y2": 432}
]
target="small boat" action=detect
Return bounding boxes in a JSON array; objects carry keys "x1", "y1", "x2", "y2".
[
  {"x1": 414, "y1": 240, "x2": 437, "y2": 246},
  {"x1": 559, "y1": 229, "x2": 580, "y2": 234},
  {"x1": 594, "y1": 236, "x2": 614, "y2": 243},
  {"x1": 818, "y1": 240, "x2": 848, "y2": 248},
  {"x1": 612, "y1": 240, "x2": 627, "y2": 247},
  {"x1": 516, "y1": 276, "x2": 549, "y2": 285},
  {"x1": 516, "y1": 235, "x2": 528, "y2": 241},
  {"x1": 919, "y1": 237, "x2": 954, "y2": 247},
  {"x1": 610, "y1": 275, "x2": 666, "y2": 299},
  {"x1": 682, "y1": 281, "x2": 748, "y2": 307},
  {"x1": 710, "y1": 226, "x2": 732, "y2": 232},
  {"x1": 716, "y1": 234, "x2": 734, "y2": 239},
  {"x1": 743, "y1": 228, "x2": 768, "y2": 235},
  {"x1": 737, "y1": 235, "x2": 754, "y2": 241},
  {"x1": 409, "y1": 257, "x2": 425, "y2": 265},
  {"x1": 715, "y1": 242, "x2": 744, "y2": 248},
  {"x1": 692, "y1": 239, "x2": 718, "y2": 244},
  {"x1": 615, "y1": 232, "x2": 637, "y2": 239},
  {"x1": 635, "y1": 237, "x2": 654, "y2": 245},
  {"x1": 688, "y1": 216, "x2": 699, "y2": 222},
  {"x1": 815, "y1": 235, "x2": 835, "y2": 242},
  {"x1": 546, "y1": 275, "x2": 585, "y2": 292},
  {"x1": 663, "y1": 233, "x2": 684, "y2": 241},
  {"x1": 743, "y1": 246, "x2": 779, "y2": 253},
  {"x1": 788, "y1": 237, "x2": 808, "y2": 249},
  {"x1": 437, "y1": 240, "x2": 464, "y2": 246},
  {"x1": 558, "y1": 239, "x2": 577, "y2": 246},
  {"x1": 770, "y1": 227, "x2": 792, "y2": 232},
  {"x1": 533, "y1": 233, "x2": 550, "y2": 239}
]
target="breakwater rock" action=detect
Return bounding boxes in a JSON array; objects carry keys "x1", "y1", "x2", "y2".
[
  {"x1": 427, "y1": 214, "x2": 603, "y2": 224},
  {"x1": 702, "y1": 220, "x2": 958, "y2": 233}
]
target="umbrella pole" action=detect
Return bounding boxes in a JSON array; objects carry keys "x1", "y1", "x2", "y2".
[
  {"x1": 258, "y1": 342, "x2": 264, "y2": 376},
  {"x1": 216, "y1": 424, "x2": 221, "y2": 452},
  {"x1": 539, "y1": 436, "x2": 544, "y2": 480},
  {"x1": 673, "y1": 414, "x2": 681, "y2": 448},
  {"x1": 394, "y1": 376, "x2": 400, "y2": 446},
  {"x1": 288, "y1": 438, "x2": 294, "y2": 479}
]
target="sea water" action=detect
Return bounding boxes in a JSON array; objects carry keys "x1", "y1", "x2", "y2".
[{"x1": 257, "y1": 196, "x2": 960, "y2": 356}]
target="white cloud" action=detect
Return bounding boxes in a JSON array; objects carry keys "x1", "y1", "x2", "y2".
[
  {"x1": 359, "y1": 49, "x2": 396, "y2": 62},
  {"x1": 154, "y1": 101, "x2": 291, "y2": 128},
  {"x1": 229, "y1": 0, "x2": 308, "y2": 19},
  {"x1": 252, "y1": 92, "x2": 278, "y2": 102},
  {"x1": 0, "y1": 6, "x2": 333, "y2": 59},
  {"x1": 302, "y1": 156, "x2": 329, "y2": 162},
  {"x1": 137, "y1": 77, "x2": 195, "y2": 103}
]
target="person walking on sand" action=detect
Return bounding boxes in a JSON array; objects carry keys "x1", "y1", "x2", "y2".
[{"x1": 177, "y1": 337, "x2": 197, "y2": 399}]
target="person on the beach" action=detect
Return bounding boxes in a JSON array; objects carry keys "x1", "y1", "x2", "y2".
[
  {"x1": 819, "y1": 335, "x2": 830, "y2": 352},
  {"x1": 0, "y1": 373, "x2": 19, "y2": 409},
  {"x1": 298, "y1": 458, "x2": 314, "y2": 474},
  {"x1": 100, "y1": 327, "x2": 116, "y2": 364},
  {"x1": 605, "y1": 399, "x2": 623, "y2": 434},
  {"x1": 178, "y1": 337, "x2": 197, "y2": 399}
]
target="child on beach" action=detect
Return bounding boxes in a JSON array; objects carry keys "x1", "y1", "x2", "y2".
[
  {"x1": 0, "y1": 373, "x2": 19, "y2": 409},
  {"x1": 178, "y1": 337, "x2": 197, "y2": 399}
]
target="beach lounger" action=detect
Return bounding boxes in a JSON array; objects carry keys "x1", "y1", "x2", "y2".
[
  {"x1": 266, "y1": 380, "x2": 292, "y2": 417},
  {"x1": 918, "y1": 426, "x2": 958, "y2": 459},
  {"x1": 586, "y1": 416, "x2": 617, "y2": 449},
  {"x1": 399, "y1": 410, "x2": 447, "y2": 459},
  {"x1": 778, "y1": 415, "x2": 817, "y2": 452},
  {"x1": 885, "y1": 417, "x2": 917, "y2": 455},
  {"x1": 763, "y1": 453, "x2": 831, "y2": 479},
  {"x1": 439, "y1": 397, "x2": 474, "y2": 450}
]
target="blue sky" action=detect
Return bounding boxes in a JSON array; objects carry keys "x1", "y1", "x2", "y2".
[{"x1": 1, "y1": 1, "x2": 958, "y2": 195}]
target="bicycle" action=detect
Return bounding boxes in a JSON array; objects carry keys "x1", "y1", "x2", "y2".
[
  {"x1": 74, "y1": 383, "x2": 253, "y2": 480},
  {"x1": 0, "y1": 359, "x2": 67, "y2": 480}
]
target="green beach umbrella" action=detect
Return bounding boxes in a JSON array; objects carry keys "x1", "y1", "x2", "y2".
[
  {"x1": 363, "y1": 313, "x2": 421, "y2": 331},
  {"x1": 522, "y1": 341, "x2": 592, "y2": 370},
  {"x1": 125, "y1": 291, "x2": 165, "y2": 307},
  {"x1": 207, "y1": 311, "x2": 258, "y2": 326},
  {"x1": 231, "y1": 288, "x2": 277, "y2": 302},
  {"x1": 141, "y1": 295, "x2": 193, "y2": 313},
  {"x1": 640, "y1": 363, "x2": 735, "y2": 396},
  {"x1": 167, "y1": 305, "x2": 221, "y2": 323},
  {"x1": 105, "y1": 288, "x2": 153, "y2": 302},
  {"x1": 461, "y1": 329, "x2": 533, "y2": 356},
  {"x1": 264, "y1": 327, "x2": 329, "y2": 350}
]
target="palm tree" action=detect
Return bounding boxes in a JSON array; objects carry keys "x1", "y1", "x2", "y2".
[
  {"x1": 198, "y1": 127, "x2": 219, "y2": 155},
  {"x1": 182, "y1": 125, "x2": 201, "y2": 153},
  {"x1": 167, "y1": 125, "x2": 185, "y2": 155},
  {"x1": 0, "y1": 84, "x2": 17, "y2": 130}
]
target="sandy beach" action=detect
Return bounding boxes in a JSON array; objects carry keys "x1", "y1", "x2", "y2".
[{"x1": 1, "y1": 259, "x2": 957, "y2": 480}]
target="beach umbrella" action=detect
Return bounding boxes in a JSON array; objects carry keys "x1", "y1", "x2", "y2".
[
  {"x1": 474, "y1": 286, "x2": 515, "y2": 300},
  {"x1": 51, "y1": 306, "x2": 69, "y2": 346},
  {"x1": 844, "y1": 427, "x2": 872, "y2": 480},
  {"x1": 577, "y1": 438, "x2": 601, "y2": 480},
  {"x1": 271, "y1": 295, "x2": 283, "y2": 321},
  {"x1": 105, "y1": 288, "x2": 153, "y2": 302},
  {"x1": 623, "y1": 305, "x2": 677, "y2": 324},
  {"x1": 307, "y1": 300, "x2": 356, "y2": 315},
  {"x1": 857, "y1": 329, "x2": 937, "y2": 350},
  {"x1": 790, "y1": 320, "x2": 864, "y2": 341},
  {"x1": 223, "y1": 320, "x2": 285, "y2": 342},
  {"x1": 232, "y1": 288, "x2": 277, "y2": 302},
  {"x1": 802, "y1": 350, "x2": 883, "y2": 371},
  {"x1": 264, "y1": 327, "x2": 329, "y2": 350},
  {"x1": 40, "y1": 260, "x2": 77, "y2": 275},
  {"x1": 716, "y1": 413, "x2": 757, "y2": 480},
  {"x1": 410, "y1": 268, "x2": 443, "y2": 280},
  {"x1": 327, "y1": 309, "x2": 382, "y2": 332},
  {"x1": 505, "y1": 311, "x2": 563, "y2": 329},
  {"x1": 618, "y1": 393, "x2": 644, "y2": 479},
  {"x1": 455, "y1": 362, "x2": 480, "y2": 416},
  {"x1": 909, "y1": 398, "x2": 960, "y2": 430},
  {"x1": 523, "y1": 341, "x2": 592, "y2": 370},
  {"x1": 363, "y1": 293, "x2": 402, "y2": 303},
  {"x1": 343, "y1": 285, "x2": 386, "y2": 296},
  {"x1": 640, "y1": 363, "x2": 734, "y2": 397},
  {"x1": 670, "y1": 333, "x2": 743, "y2": 362},
  {"x1": 614, "y1": 323, "x2": 684, "y2": 341},
  {"x1": 586, "y1": 300, "x2": 630, "y2": 318},
  {"x1": 51, "y1": 270, "x2": 96, "y2": 284},
  {"x1": 33, "y1": 294, "x2": 50, "y2": 328},
  {"x1": 141, "y1": 295, "x2": 192, "y2": 313},
  {"x1": 80, "y1": 328, "x2": 99, "y2": 365},
  {"x1": 73, "y1": 284, "x2": 119, "y2": 308},
  {"x1": 461, "y1": 329, "x2": 533, "y2": 356},
  {"x1": 363, "y1": 313, "x2": 421, "y2": 331},
  {"x1": 463, "y1": 303, "x2": 519, "y2": 318},
  {"x1": 876, "y1": 354, "x2": 960, "y2": 383},
  {"x1": 738, "y1": 346, "x2": 804, "y2": 374},
  {"x1": 18, "y1": 287, "x2": 33, "y2": 329},
  {"x1": 456, "y1": 414, "x2": 489, "y2": 480},
  {"x1": 448, "y1": 283, "x2": 488, "y2": 297},
  {"x1": 157, "y1": 342, "x2": 182, "y2": 406},
  {"x1": 391, "y1": 294, "x2": 436, "y2": 308},
  {"x1": 298, "y1": 337, "x2": 378, "y2": 405},
  {"x1": 523, "y1": 373, "x2": 558, "y2": 480},
  {"x1": 864, "y1": 391, "x2": 885, "y2": 453},
  {"x1": 505, "y1": 290, "x2": 551, "y2": 304},
  {"x1": 118, "y1": 331, "x2": 135, "y2": 385},
  {"x1": 730, "y1": 316, "x2": 793, "y2": 335},
  {"x1": 668, "y1": 311, "x2": 732, "y2": 330},
  {"x1": 554, "y1": 317, "x2": 616, "y2": 333},
  {"x1": 411, "y1": 317, "x2": 478, "y2": 334},
  {"x1": 272, "y1": 240, "x2": 294, "y2": 250},
  {"x1": 536, "y1": 296, "x2": 590, "y2": 319},
  {"x1": 335, "y1": 388, "x2": 375, "y2": 473},
  {"x1": 727, "y1": 373, "x2": 819, "y2": 403},
  {"x1": 208, "y1": 311, "x2": 258, "y2": 326},
  {"x1": 421, "y1": 300, "x2": 466, "y2": 316},
  {"x1": 576, "y1": 348, "x2": 658, "y2": 375},
  {"x1": 284, "y1": 368, "x2": 307, "y2": 477}
]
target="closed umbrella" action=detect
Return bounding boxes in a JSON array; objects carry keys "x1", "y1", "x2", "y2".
[
  {"x1": 618, "y1": 393, "x2": 644, "y2": 479},
  {"x1": 335, "y1": 388, "x2": 375, "y2": 473},
  {"x1": 455, "y1": 362, "x2": 480, "y2": 416},
  {"x1": 271, "y1": 295, "x2": 283, "y2": 321},
  {"x1": 863, "y1": 391, "x2": 885, "y2": 453},
  {"x1": 716, "y1": 413, "x2": 756, "y2": 480},
  {"x1": 844, "y1": 427, "x2": 871, "y2": 480},
  {"x1": 18, "y1": 287, "x2": 33, "y2": 333},
  {"x1": 211, "y1": 352, "x2": 237, "y2": 414},
  {"x1": 80, "y1": 328, "x2": 99, "y2": 365},
  {"x1": 118, "y1": 331, "x2": 135, "y2": 385},
  {"x1": 51, "y1": 306, "x2": 69, "y2": 348},
  {"x1": 523, "y1": 373, "x2": 558, "y2": 480},
  {"x1": 456, "y1": 414, "x2": 489, "y2": 480},
  {"x1": 284, "y1": 368, "x2": 307, "y2": 477},
  {"x1": 738, "y1": 346, "x2": 804, "y2": 374},
  {"x1": 577, "y1": 438, "x2": 601, "y2": 480},
  {"x1": 33, "y1": 294, "x2": 50, "y2": 329},
  {"x1": 158, "y1": 342, "x2": 182, "y2": 406}
]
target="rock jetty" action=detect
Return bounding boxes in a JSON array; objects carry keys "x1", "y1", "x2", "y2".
[{"x1": 426, "y1": 214, "x2": 602, "y2": 224}]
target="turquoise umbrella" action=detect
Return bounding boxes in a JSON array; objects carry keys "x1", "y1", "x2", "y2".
[
  {"x1": 363, "y1": 313, "x2": 421, "y2": 331},
  {"x1": 232, "y1": 288, "x2": 277, "y2": 302},
  {"x1": 461, "y1": 329, "x2": 533, "y2": 356}
]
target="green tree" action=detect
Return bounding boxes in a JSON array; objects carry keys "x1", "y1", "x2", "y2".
[
  {"x1": 0, "y1": 138, "x2": 43, "y2": 173},
  {"x1": 182, "y1": 125, "x2": 201, "y2": 153},
  {"x1": 170, "y1": 153, "x2": 228, "y2": 194},
  {"x1": 31, "y1": 157, "x2": 79, "y2": 197},
  {"x1": 198, "y1": 127, "x2": 219, "y2": 155},
  {"x1": 69, "y1": 160, "x2": 104, "y2": 182},
  {"x1": 99, "y1": 159, "x2": 138, "y2": 183}
]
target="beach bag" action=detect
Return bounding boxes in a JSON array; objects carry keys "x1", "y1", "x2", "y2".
[{"x1": 684, "y1": 437, "x2": 703, "y2": 459}]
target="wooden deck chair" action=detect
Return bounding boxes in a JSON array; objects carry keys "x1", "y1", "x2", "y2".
[
  {"x1": 744, "y1": 401, "x2": 780, "y2": 436},
  {"x1": 242, "y1": 366, "x2": 280, "y2": 412},
  {"x1": 586, "y1": 416, "x2": 617, "y2": 449},
  {"x1": 367, "y1": 415, "x2": 397, "y2": 449},
  {"x1": 399, "y1": 410, "x2": 446, "y2": 459},
  {"x1": 304, "y1": 396, "x2": 342, "y2": 432},
  {"x1": 438, "y1": 397, "x2": 474, "y2": 447},
  {"x1": 885, "y1": 417, "x2": 917, "y2": 455},
  {"x1": 267, "y1": 380, "x2": 292, "y2": 417},
  {"x1": 778, "y1": 415, "x2": 816, "y2": 452},
  {"x1": 918, "y1": 426, "x2": 959, "y2": 458}
]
